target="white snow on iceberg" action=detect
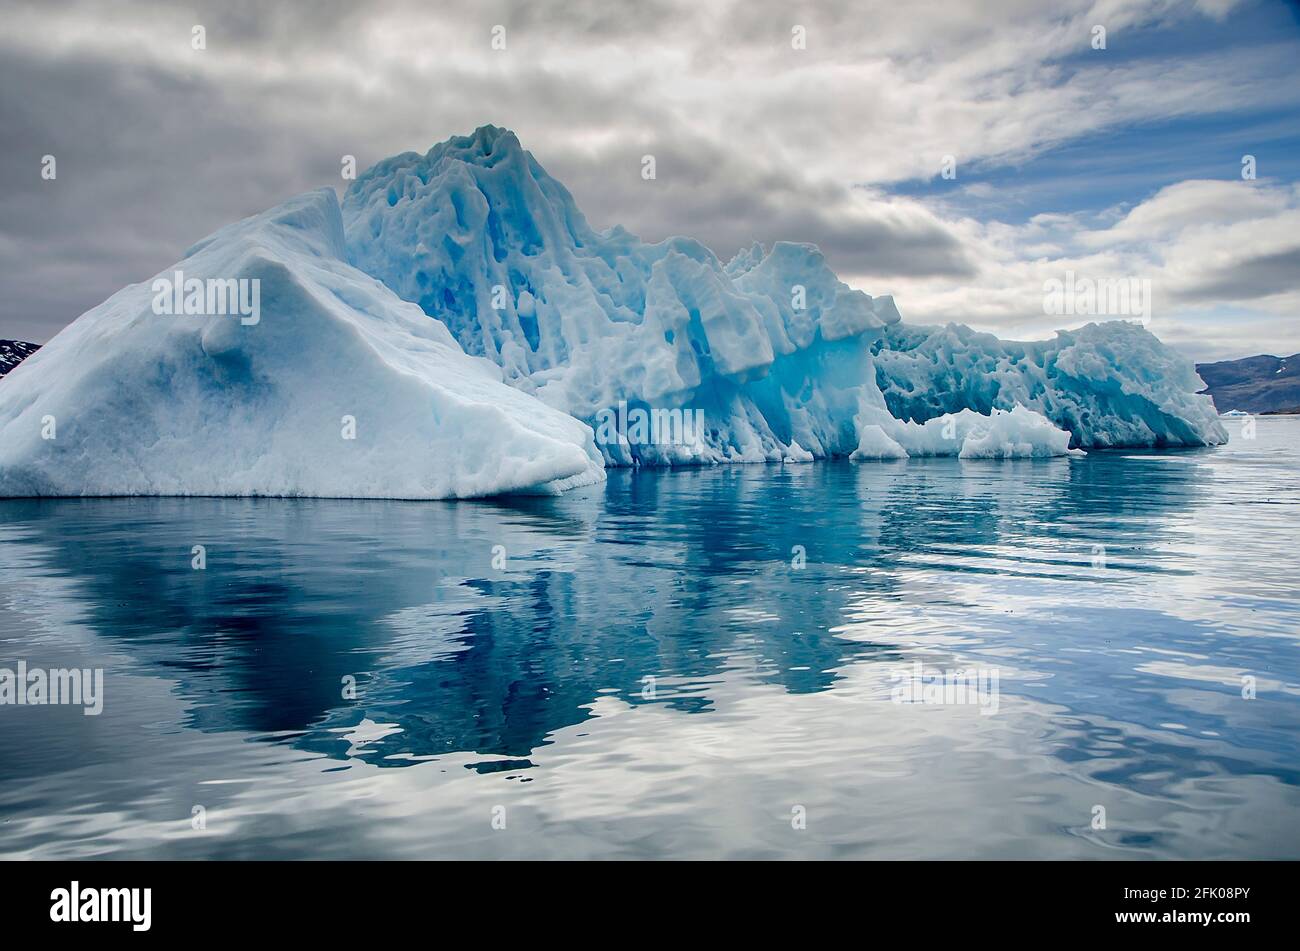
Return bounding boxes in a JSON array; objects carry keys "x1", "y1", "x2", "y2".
[
  {"x1": 0, "y1": 189, "x2": 605, "y2": 499},
  {"x1": 343, "y1": 125, "x2": 1226, "y2": 465}
]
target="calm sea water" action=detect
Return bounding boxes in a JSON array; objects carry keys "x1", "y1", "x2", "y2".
[{"x1": 1, "y1": 416, "x2": 1297, "y2": 859}]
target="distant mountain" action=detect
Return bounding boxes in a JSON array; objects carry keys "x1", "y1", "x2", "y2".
[
  {"x1": 0, "y1": 340, "x2": 40, "y2": 378},
  {"x1": 1196, "y1": 353, "x2": 1300, "y2": 415}
]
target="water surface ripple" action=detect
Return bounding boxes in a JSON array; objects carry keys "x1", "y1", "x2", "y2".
[{"x1": 0, "y1": 418, "x2": 1297, "y2": 858}]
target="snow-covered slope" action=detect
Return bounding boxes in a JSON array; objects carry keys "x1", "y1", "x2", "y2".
[
  {"x1": 0, "y1": 189, "x2": 604, "y2": 499},
  {"x1": 343, "y1": 125, "x2": 1225, "y2": 463}
]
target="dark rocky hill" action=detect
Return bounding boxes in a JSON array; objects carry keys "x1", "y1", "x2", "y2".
[
  {"x1": 0, "y1": 340, "x2": 40, "y2": 378},
  {"x1": 1196, "y1": 353, "x2": 1300, "y2": 414}
]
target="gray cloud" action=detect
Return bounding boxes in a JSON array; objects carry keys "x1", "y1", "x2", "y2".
[
  {"x1": 1174, "y1": 246, "x2": 1300, "y2": 303},
  {"x1": 0, "y1": 0, "x2": 1296, "y2": 360},
  {"x1": 0, "y1": 0, "x2": 983, "y2": 340},
  {"x1": 542, "y1": 137, "x2": 978, "y2": 279}
]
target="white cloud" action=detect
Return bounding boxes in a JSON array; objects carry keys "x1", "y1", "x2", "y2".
[{"x1": 866, "y1": 179, "x2": 1300, "y2": 360}]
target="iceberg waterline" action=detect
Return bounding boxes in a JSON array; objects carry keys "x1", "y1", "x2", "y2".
[{"x1": 0, "y1": 125, "x2": 1225, "y2": 499}]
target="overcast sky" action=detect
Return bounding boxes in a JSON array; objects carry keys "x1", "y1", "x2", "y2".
[{"x1": 2, "y1": 0, "x2": 1298, "y2": 361}]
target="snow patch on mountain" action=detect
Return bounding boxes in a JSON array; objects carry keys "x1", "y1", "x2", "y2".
[{"x1": 0, "y1": 340, "x2": 40, "y2": 378}]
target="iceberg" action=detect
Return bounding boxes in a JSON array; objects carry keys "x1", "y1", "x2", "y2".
[
  {"x1": 0, "y1": 189, "x2": 604, "y2": 499},
  {"x1": 1, "y1": 124, "x2": 1225, "y2": 500},
  {"x1": 343, "y1": 125, "x2": 1225, "y2": 465}
]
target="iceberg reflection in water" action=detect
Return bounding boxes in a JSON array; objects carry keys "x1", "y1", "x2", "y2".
[{"x1": 0, "y1": 419, "x2": 1297, "y2": 859}]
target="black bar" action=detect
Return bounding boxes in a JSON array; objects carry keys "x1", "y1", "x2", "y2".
[{"x1": 0, "y1": 860, "x2": 1290, "y2": 938}]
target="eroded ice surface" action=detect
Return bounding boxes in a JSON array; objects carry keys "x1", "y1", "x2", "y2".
[
  {"x1": 344, "y1": 126, "x2": 911, "y2": 466},
  {"x1": 343, "y1": 126, "x2": 1225, "y2": 464},
  {"x1": 873, "y1": 321, "x2": 1226, "y2": 450}
]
